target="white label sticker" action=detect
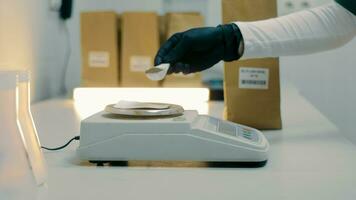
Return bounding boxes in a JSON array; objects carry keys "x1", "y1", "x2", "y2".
[
  {"x1": 130, "y1": 56, "x2": 151, "y2": 72},
  {"x1": 172, "y1": 73, "x2": 196, "y2": 78},
  {"x1": 239, "y1": 67, "x2": 269, "y2": 89},
  {"x1": 88, "y1": 51, "x2": 110, "y2": 68}
]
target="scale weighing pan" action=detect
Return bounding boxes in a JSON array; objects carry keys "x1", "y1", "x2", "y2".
[{"x1": 104, "y1": 103, "x2": 184, "y2": 117}]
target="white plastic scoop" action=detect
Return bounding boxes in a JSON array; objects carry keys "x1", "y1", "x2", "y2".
[{"x1": 145, "y1": 63, "x2": 170, "y2": 81}]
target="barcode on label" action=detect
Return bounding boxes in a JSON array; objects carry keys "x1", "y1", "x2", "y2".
[
  {"x1": 239, "y1": 67, "x2": 269, "y2": 89},
  {"x1": 241, "y1": 80, "x2": 266, "y2": 85}
]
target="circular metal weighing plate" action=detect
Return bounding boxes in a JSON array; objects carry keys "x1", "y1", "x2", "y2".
[{"x1": 105, "y1": 103, "x2": 184, "y2": 117}]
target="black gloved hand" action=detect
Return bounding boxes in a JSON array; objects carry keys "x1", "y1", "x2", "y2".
[{"x1": 154, "y1": 23, "x2": 243, "y2": 74}]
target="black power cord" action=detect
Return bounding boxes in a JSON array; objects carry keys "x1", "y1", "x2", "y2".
[{"x1": 41, "y1": 136, "x2": 80, "y2": 151}]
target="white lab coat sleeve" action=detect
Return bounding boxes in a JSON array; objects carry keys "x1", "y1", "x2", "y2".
[{"x1": 235, "y1": 2, "x2": 356, "y2": 59}]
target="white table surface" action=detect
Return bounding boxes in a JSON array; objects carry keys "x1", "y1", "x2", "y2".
[{"x1": 31, "y1": 87, "x2": 356, "y2": 200}]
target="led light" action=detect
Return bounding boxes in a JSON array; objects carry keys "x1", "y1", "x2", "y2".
[{"x1": 73, "y1": 87, "x2": 210, "y2": 119}]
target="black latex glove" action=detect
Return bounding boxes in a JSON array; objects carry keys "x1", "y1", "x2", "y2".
[{"x1": 154, "y1": 23, "x2": 243, "y2": 74}]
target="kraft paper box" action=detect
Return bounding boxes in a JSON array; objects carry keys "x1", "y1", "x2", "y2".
[
  {"x1": 222, "y1": 0, "x2": 282, "y2": 129},
  {"x1": 165, "y1": 12, "x2": 204, "y2": 38},
  {"x1": 162, "y1": 13, "x2": 204, "y2": 87},
  {"x1": 81, "y1": 11, "x2": 119, "y2": 87},
  {"x1": 121, "y1": 12, "x2": 159, "y2": 87}
]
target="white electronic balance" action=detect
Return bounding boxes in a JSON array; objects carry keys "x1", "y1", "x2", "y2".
[{"x1": 77, "y1": 102, "x2": 269, "y2": 167}]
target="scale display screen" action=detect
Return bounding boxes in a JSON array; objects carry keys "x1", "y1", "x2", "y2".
[{"x1": 204, "y1": 117, "x2": 259, "y2": 142}]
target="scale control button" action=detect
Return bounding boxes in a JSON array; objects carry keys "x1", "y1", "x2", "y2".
[{"x1": 238, "y1": 128, "x2": 259, "y2": 142}]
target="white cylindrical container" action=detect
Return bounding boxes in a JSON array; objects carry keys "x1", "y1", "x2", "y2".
[
  {"x1": 0, "y1": 71, "x2": 37, "y2": 200},
  {"x1": 17, "y1": 71, "x2": 47, "y2": 186}
]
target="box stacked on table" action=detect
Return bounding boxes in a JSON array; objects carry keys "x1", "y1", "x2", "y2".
[
  {"x1": 80, "y1": 11, "x2": 205, "y2": 88},
  {"x1": 222, "y1": 0, "x2": 282, "y2": 129},
  {"x1": 81, "y1": 11, "x2": 119, "y2": 87},
  {"x1": 162, "y1": 12, "x2": 204, "y2": 88}
]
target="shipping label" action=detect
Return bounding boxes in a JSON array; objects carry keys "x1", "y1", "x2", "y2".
[
  {"x1": 130, "y1": 56, "x2": 151, "y2": 72},
  {"x1": 239, "y1": 67, "x2": 269, "y2": 89},
  {"x1": 172, "y1": 73, "x2": 196, "y2": 78},
  {"x1": 88, "y1": 51, "x2": 110, "y2": 68}
]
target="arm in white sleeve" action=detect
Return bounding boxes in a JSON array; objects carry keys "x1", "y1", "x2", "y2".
[{"x1": 235, "y1": 2, "x2": 356, "y2": 59}]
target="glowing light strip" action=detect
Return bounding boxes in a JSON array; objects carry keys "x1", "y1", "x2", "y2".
[{"x1": 73, "y1": 87, "x2": 210, "y2": 119}]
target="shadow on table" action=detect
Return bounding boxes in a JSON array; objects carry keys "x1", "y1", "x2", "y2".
[{"x1": 72, "y1": 159, "x2": 267, "y2": 169}]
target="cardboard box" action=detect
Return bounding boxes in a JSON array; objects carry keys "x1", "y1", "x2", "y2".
[
  {"x1": 162, "y1": 13, "x2": 204, "y2": 87},
  {"x1": 121, "y1": 12, "x2": 159, "y2": 87},
  {"x1": 158, "y1": 15, "x2": 167, "y2": 46},
  {"x1": 165, "y1": 12, "x2": 204, "y2": 38},
  {"x1": 163, "y1": 73, "x2": 203, "y2": 87},
  {"x1": 222, "y1": 0, "x2": 282, "y2": 129},
  {"x1": 81, "y1": 11, "x2": 119, "y2": 87}
]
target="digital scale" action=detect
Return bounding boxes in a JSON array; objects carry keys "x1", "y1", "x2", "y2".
[{"x1": 77, "y1": 102, "x2": 269, "y2": 167}]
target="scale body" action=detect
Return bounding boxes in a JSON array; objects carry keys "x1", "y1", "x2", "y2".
[{"x1": 77, "y1": 109, "x2": 269, "y2": 166}]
